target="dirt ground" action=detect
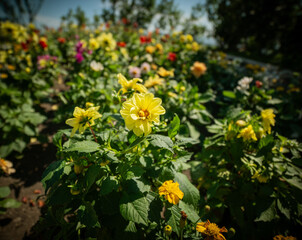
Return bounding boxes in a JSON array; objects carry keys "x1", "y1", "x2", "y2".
[{"x1": 0, "y1": 108, "x2": 63, "y2": 240}]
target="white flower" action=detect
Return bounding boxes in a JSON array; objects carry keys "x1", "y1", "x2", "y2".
[
  {"x1": 236, "y1": 77, "x2": 253, "y2": 91},
  {"x1": 140, "y1": 62, "x2": 151, "y2": 74},
  {"x1": 90, "y1": 60, "x2": 104, "y2": 72}
]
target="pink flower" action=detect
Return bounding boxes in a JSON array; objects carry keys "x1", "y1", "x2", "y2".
[
  {"x1": 129, "y1": 66, "x2": 141, "y2": 78},
  {"x1": 75, "y1": 52, "x2": 84, "y2": 63},
  {"x1": 140, "y1": 62, "x2": 151, "y2": 74}
]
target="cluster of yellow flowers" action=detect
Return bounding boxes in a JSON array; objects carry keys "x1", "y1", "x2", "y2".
[
  {"x1": 89, "y1": 32, "x2": 116, "y2": 51},
  {"x1": 66, "y1": 103, "x2": 102, "y2": 137},
  {"x1": 158, "y1": 180, "x2": 228, "y2": 240},
  {"x1": 235, "y1": 109, "x2": 276, "y2": 142}
]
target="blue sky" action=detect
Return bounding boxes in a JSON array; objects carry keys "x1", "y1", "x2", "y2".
[{"x1": 35, "y1": 0, "x2": 207, "y2": 28}]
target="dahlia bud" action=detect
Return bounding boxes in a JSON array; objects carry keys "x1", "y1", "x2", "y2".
[
  {"x1": 236, "y1": 120, "x2": 246, "y2": 127},
  {"x1": 180, "y1": 211, "x2": 187, "y2": 229},
  {"x1": 164, "y1": 225, "x2": 172, "y2": 236}
]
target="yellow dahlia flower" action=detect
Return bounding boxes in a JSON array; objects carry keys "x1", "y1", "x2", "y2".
[
  {"x1": 158, "y1": 180, "x2": 184, "y2": 205},
  {"x1": 237, "y1": 125, "x2": 257, "y2": 142},
  {"x1": 144, "y1": 75, "x2": 164, "y2": 89},
  {"x1": 120, "y1": 93, "x2": 165, "y2": 136},
  {"x1": 98, "y1": 32, "x2": 116, "y2": 51},
  {"x1": 261, "y1": 109, "x2": 275, "y2": 134},
  {"x1": 157, "y1": 67, "x2": 174, "y2": 77},
  {"x1": 196, "y1": 220, "x2": 227, "y2": 240},
  {"x1": 118, "y1": 73, "x2": 147, "y2": 94},
  {"x1": 66, "y1": 106, "x2": 102, "y2": 137}
]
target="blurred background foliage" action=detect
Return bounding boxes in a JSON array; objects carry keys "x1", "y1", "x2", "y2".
[{"x1": 0, "y1": 0, "x2": 301, "y2": 70}]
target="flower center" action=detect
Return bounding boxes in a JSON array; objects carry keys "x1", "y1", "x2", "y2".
[
  {"x1": 207, "y1": 223, "x2": 220, "y2": 236},
  {"x1": 138, "y1": 109, "x2": 149, "y2": 118}
]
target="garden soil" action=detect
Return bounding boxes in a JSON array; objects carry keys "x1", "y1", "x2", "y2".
[{"x1": 0, "y1": 102, "x2": 62, "y2": 240}]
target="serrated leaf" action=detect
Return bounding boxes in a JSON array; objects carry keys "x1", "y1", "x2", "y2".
[
  {"x1": 120, "y1": 192, "x2": 149, "y2": 226},
  {"x1": 125, "y1": 221, "x2": 137, "y2": 233},
  {"x1": 65, "y1": 140, "x2": 100, "y2": 153},
  {"x1": 284, "y1": 177, "x2": 302, "y2": 191},
  {"x1": 179, "y1": 201, "x2": 200, "y2": 223},
  {"x1": 99, "y1": 176, "x2": 119, "y2": 196},
  {"x1": 41, "y1": 160, "x2": 65, "y2": 193},
  {"x1": 255, "y1": 201, "x2": 276, "y2": 222},
  {"x1": 277, "y1": 199, "x2": 290, "y2": 220},
  {"x1": 168, "y1": 114, "x2": 180, "y2": 139},
  {"x1": 78, "y1": 203, "x2": 100, "y2": 228},
  {"x1": 166, "y1": 205, "x2": 181, "y2": 236},
  {"x1": 85, "y1": 165, "x2": 101, "y2": 191},
  {"x1": 149, "y1": 134, "x2": 174, "y2": 153},
  {"x1": 174, "y1": 172, "x2": 200, "y2": 207}
]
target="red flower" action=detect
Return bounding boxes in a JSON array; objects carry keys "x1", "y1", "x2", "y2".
[
  {"x1": 39, "y1": 40, "x2": 48, "y2": 49},
  {"x1": 57, "y1": 37, "x2": 66, "y2": 44},
  {"x1": 133, "y1": 22, "x2": 138, "y2": 28},
  {"x1": 140, "y1": 36, "x2": 152, "y2": 44},
  {"x1": 167, "y1": 52, "x2": 177, "y2": 62},
  {"x1": 117, "y1": 42, "x2": 126, "y2": 47},
  {"x1": 105, "y1": 22, "x2": 110, "y2": 29},
  {"x1": 122, "y1": 18, "x2": 128, "y2": 25},
  {"x1": 255, "y1": 80, "x2": 263, "y2": 88},
  {"x1": 21, "y1": 42, "x2": 28, "y2": 51}
]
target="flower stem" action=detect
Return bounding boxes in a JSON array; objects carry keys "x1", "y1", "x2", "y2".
[{"x1": 88, "y1": 122, "x2": 98, "y2": 143}]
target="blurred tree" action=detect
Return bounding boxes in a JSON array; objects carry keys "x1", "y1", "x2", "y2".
[
  {"x1": 100, "y1": 0, "x2": 181, "y2": 30},
  {"x1": 205, "y1": 0, "x2": 302, "y2": 70},
  {"x1": 0, "y1": 0, "x2": 44, "y2": 24},
  {"x1": 61, "y1": 7, "x2": 89, "y2": 27}
]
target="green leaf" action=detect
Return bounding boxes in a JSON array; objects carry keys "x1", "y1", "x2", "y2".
[
  {"x1": 168, "y1": 114, "x2": 180, "y2": 139},
  {"x1": 277, "y1": 199, "x2": 290, "y2": 220},
  {"x1": 166, "y1": 205, "x2": 181, "y2": 236},
  {"x1": 125, "y1": 221, "x2": 137, "y2": 233},
  {"x1": 85, "y1": 165, "x2": 102, "y2": 191},
  {"x1": 99, "y1": 176, "x2": 119, "y2": 196},
  {"x1": 174, "y1": 172, "x2": 200, "y2": 207},
  {"x1": 65, "y1": 140, "x2": 100, "y2": 153},
  {"x1": 41, "y1": 160, "x2": 65, "y2": 193},
  {"x1": 149, "y1": 134, "x2": 174, "y2": 153},
  {"x1": 0, "y1": 186, "x2": 10, "y2": 198},
  {"x1": 124, "y1": 135, "x2": 146, "y2": 153},
  {"x1": 63, "y1": 165, "x2": 72, "y2": 175},
  {"x1": 120, "y1": 192, "x2": 149, "y2": 226},
  {"x1": 179, "y1": 201, "x2": 200, "y2": 223},
  {"x1": 78, "y1": 203, "x2": 100, "y2": 228},
  {"x1": 223, "y1": 90, "x2": 236, "y2": 99},
  {"x1": 24, "y1": 125, "x2": 35, "y2": 136},
  {"x1": 255, "y1": 201, "x2": 276, "y2": 222},
  {"x1": 0, "y1": 198, "x2": 21, "y2": 208},
  {"x1": 267, "y1": 98, "x2": 282, "y2": 105},
  {"x1": 284, "y1": 177, "x2": 302, "y2": 191},
  {"x1": 53, "y1": 131, "x2": 64, "y2": 149}
]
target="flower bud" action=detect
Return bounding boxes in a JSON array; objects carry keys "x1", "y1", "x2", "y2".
[
  {"x1": 236, "y1": 120, "x2": 246, "y2": 127},
  {"x1": 228, "y1": 228, "x2": 236, "y2": 238},
  {"x1": 205, "y1": 205, "x2": 211, "y2": 213},
  {"x1": 164, "y1": 225, "x2": 172, "y2": 236},
  {"x1": 180, "y1": 211, "x2": 187, "y2": 229},
  {"x1": 70, "y1": 188, "x2": 80, "y2": 195},
  {"x1": 74, "y1": 164, "x2": 83, "y2": 175}
]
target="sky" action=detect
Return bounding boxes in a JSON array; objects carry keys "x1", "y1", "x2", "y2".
[{"x1": 1, "y1": 0, "x2": 216, "y2": 44}]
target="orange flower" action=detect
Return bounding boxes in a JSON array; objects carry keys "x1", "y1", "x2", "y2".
[
  {"x1": 196, "y1": 220, "x2": 227, "y2": 240},
  {"x1": 191, "y1": 61, "x2": 207, "y2": 78}
]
